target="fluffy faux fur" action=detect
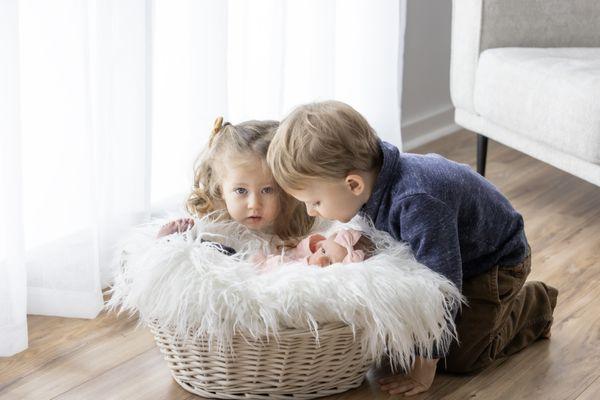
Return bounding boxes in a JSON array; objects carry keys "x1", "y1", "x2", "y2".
[{"x1": 107, "y1": 216, "x2": 463, "y2": 371}]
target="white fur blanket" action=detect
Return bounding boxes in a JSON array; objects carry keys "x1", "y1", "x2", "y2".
[{"x1": 107, "y1": 216, "x2": 463, "y2": 371}]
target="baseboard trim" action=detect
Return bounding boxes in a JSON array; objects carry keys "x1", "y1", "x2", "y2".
[{"x1": 402, "y1": 106, "x2": 461, "y2": 151}]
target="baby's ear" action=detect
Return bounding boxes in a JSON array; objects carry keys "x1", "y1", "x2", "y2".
[
  {"x1": 345, "y1": 173, "x2": 365, "y2": 196},
  {"x1": 307, "y1": 234, "x2": 326, "y2": 253}
]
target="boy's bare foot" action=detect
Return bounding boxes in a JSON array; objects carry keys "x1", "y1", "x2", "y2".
[
  {"x1": 541, "y1": 319, "x2": 553, "y2": 339},
  {"x1": 378, "y1": 357, "x2": 438, "y2": 396},
  {"x1": 157, "y1": 218, "x2": 194, "y2": 238}
]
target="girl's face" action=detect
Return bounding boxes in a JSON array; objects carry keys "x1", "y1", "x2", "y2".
[{"x1": 220, "y1": 155, "x2": 280, "y2": 232}]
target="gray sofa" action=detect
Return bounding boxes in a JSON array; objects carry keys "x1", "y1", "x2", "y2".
[{"x1": 450, "y1": 0, "x2": 600, "y2": 186}]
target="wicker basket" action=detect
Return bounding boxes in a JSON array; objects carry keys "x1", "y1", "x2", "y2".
[{"x1": 150, "y1": 321, "x2": 371, "y2": 399}]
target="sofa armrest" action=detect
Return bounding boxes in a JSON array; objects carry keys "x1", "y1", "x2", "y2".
[{"x1": 450, "y1": 0, "x2": 600, "y2": 113}]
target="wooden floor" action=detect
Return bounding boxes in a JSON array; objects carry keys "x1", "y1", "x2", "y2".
[{"x1": 2, "y1": 130, "x2": 599, "y2": 400}]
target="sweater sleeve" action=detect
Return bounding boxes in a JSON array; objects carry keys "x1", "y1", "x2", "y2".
[{"x1": 391, "y1": 194, "x2": 463, "y2": 358}]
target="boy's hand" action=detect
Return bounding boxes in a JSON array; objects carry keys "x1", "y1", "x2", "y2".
[{"x1": 378, "y1": 356, "x2": 439, "y2": 396}]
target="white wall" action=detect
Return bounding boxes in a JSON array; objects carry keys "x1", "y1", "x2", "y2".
[{"x1": 401, "y1": 0, "x2": 459, "y2": 150}]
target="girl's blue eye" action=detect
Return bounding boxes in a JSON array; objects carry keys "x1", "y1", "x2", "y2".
[
  {"x1": 234, "y1": 188, "x2": 248, "y2": 195},
  {"x1": 313, "y1": 202, "x2": 320, "y2": 207},
  {"x1": 262, "y1": 186, "x2": 274, "y2": 194}
]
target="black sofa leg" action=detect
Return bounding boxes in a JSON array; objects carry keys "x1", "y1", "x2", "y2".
[{"x1": 477, "y1": 134, "x2": 488, "y2": 176}]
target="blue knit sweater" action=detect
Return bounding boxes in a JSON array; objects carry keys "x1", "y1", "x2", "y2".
[{"x1": 361, "y1": 141, "x2": 528, "y2": 293}]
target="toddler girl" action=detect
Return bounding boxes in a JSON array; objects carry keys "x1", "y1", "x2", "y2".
[{"x1": 158, "y1": 117, "x2": 314, "y2": 252}]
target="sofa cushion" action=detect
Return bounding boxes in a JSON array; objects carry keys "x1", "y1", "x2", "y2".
[{"x1": 473, "y1": 48, "x2": 600, "y2": 164}]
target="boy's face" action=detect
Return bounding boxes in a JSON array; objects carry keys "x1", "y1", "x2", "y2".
[{"x1": 287, "y1": 176, "x2": 367, "y2": 223}]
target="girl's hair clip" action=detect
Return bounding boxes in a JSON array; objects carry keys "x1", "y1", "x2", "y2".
[
  {"x1": 211, "y1": 116, "x2": 231, "y2": 136},
  {"x1": 212, "y1": 116, "x2": 224, "y2": 135}
]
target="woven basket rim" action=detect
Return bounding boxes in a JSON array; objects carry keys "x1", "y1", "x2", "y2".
[{"x1": 148, "y1": 320, "x2": 360, "y2": 339}]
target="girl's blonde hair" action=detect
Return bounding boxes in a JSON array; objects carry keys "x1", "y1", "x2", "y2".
[
  {"x1": 267, "y1": 100, "x2": 382, "y2": 190},
  {"x1": 186, "y1": 117, "x2": 314, "y2": 240}
]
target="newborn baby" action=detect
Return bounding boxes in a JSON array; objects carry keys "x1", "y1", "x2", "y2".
[
  {"x1": 255, "y1": 228, "x2": 374, "y2": 269},
  {"x1": 157, "y1": 220, "x2": 373, "y2": 269}
]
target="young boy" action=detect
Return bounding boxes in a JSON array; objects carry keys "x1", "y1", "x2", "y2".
[{"x1": 267, "y1": 100, "x2": 558, "y2": 396}]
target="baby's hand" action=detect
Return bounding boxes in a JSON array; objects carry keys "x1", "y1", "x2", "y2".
[
  {"x1": 157, "y1": 218, "x2": 194, "y2": 238},
  {"x1": 378, "y1": 356, "x2": 438, "y2": 396}
]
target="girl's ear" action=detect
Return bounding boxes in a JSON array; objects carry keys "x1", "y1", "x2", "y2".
[{"x1": 345, "y1": 174, "x2": 365, "y2": 196}]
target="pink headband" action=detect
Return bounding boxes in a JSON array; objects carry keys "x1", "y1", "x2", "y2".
[{"x1": 334, "y1": 229, "x2": 365, "y2": 264}]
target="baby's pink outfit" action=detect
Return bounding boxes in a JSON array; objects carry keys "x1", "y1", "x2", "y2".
[{"x1": 254, "y1": 229, "x2": 365, "y2": 271}]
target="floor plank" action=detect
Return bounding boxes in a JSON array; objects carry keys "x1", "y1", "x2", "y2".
[
  {"x1": 577, "y1": 375, "x2": 600, "y2": 400},
  {"x1": 52, "y1": 348, "x2": 192, "y2": 400},
  {"x1": 2, "y1": 130, "x2": 599, "y2": 399},
  {"x1": 0, "y1": 319, "x2": 155, "y2": 399}
]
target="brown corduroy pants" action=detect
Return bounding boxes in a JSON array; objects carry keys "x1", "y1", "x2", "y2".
[{"x1": 441, "y1": 252, "x2": 558, "y2": 373}]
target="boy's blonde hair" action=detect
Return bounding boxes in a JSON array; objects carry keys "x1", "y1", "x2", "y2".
[
  {"x1": 267, "y1": 100, "x2": 382, "y2": 190},
  {"x1": 187, "y1": 118, "x2": 314, "y2": 240}
]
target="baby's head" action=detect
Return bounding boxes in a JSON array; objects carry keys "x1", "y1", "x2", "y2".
[
  {"x1": 305, "y1": 229, "x2": 375, "y2": 267},
  {"x1": 187, "y1": 117, "x2": 314, "y2": 240},
  {"x1": 267, "y1": 100, "x2": 382, "y2": 223}
]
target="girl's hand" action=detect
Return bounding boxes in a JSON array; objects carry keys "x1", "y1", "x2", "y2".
[
  {"x1": 378, "y1": 356, "x2": 438, "y2": 396},
  {"x1": 157, "y1": 218, "x2": 195, "y2": 238}
]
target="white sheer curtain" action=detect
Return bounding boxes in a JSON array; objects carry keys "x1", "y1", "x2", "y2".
[
  {"x1": 1, "y1": 0, "x2": 406, "y2": 357},
  {"x1": 1, "y1": 0, "x2": 151, "y2": 357}
]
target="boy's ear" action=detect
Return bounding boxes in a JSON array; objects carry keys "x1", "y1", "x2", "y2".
[{"x1": 345, "y1": 174, "x2": 365, "y2": 196}]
